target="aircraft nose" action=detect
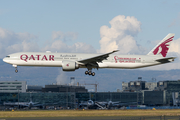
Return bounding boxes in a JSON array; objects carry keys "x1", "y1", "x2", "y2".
[
  {"x1": 3, "y1": 57, "x2": 10, "y2": 63},
  {"x1": 3, "y1": 58, "x2": 7, "y2": 62}
]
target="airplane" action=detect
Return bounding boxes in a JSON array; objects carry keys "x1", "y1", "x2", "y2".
[
  {"x1": 79, "y1": 100, "x2": 136, "y2": 109},
  {"x1": 3, "y1": 33, "x2": 176, "y2": 76},
  {"x1": 79, "y1": 100, "x2": 114, "y2": 109},
  {"x1": 3, "y1": 99, "x2": 65, "y2": 109},
  {"x1": 3, "y1": 101, "x2": 43, "y2": 109}
]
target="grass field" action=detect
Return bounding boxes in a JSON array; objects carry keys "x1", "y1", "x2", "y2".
[{"x1": 0, "y1": 109, "x2": 180, "y2": 118}]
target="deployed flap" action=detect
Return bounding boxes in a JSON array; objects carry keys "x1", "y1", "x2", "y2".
[
  {"x1": 78, "y1": 50, "x2": 119, "y2": 65},
  {"x1": 156, "y1": 57, "x2": 176, "y2": 63}
]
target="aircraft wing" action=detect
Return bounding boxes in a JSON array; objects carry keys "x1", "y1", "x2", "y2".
[
  {"x1": 77, "y1": 50, "x2": 119, "y2": 66},
  {"x1": 156, "y1": 57, "x2": 176, "y2": 63}
]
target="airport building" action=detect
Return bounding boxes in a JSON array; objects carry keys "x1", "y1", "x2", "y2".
[
  {"x1": 0, "y1": 81, "x2": 26, "y2": 93},
  {"x1": 123, "y1": 80, "x2": 180, "y2": 106},
  {"x1": 0, "y1": 92, "x2": 76, "y2": 109},
  {"x1": 76, "y1": 92, "x2": 142, "y2": 104},
  {"x1": 1, "y1": 80, "x2": 180, "y2": 109},
  {"x1": 0, "y1": 92, "x2": 141, "y2": 109},
  {"x1": 145, "y1": 82, "x2": 157, "y2": 91},
  {"x1": 42, "y1": 85, "x2": 88, "y2": 93},
  {"x1": 143, "y1": 91, "x2": 166, "y2": 105},
  {"x1": 122, "y1": 81, "x2": 157, "y2": 92},
  {"x1": 0, "y1": 81, "x2": 142, "y2": 109},
  {"x1": 26, "y1": 85, "x2": 43, "y2": 92},
  {"x1": 156, "y1": 81, "x2": 180, "y2": 105}
]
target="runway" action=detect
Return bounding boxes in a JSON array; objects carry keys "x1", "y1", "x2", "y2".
[
  {"x1": 1, "y1": 109, "x2": 180, "y2": 120},
  {"x1": 2, "y1": 116, "x2": 180, "y2": 120},
  {"x1": 1, "y1": 117, "x2": 133, "y2": 120}
]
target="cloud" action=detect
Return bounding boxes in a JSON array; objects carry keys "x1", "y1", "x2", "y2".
[
  {"x1": 70, "y1": 42, "x2": 96, "y2": 53},
  {"x1": 43, "y1": 31, "x2": 96, "y2": 53},
  {"x1": 0, "y1": 28, "x2": 96, "y2": 58},
  {"x1": 43, "y1": 40, "x2": 96, "y2": 53},
  {"x1": 0, "y1": 15, "x2": 144, "y2": 58},
  {"x1": 0, "y1": 27, "x2": 39, "y2": 58},
  {"x1": 52, "y1": 31, "x2": 78, "y2": 41},
  {"x1": 99, "y1": 15, "x2": 143, "y2": 54},
  {"x1": 169, "y1": 38, "x2": 180, "y2": 53},
  {"x1": 0, "y1": 28, "x2": 37, "y2": 44},
  {"x1": 56, "y1": 69, "x2": 69, "y2": 85},
  {"x1": 98, "y1": 15, "x2": 180, "y2": 70}
]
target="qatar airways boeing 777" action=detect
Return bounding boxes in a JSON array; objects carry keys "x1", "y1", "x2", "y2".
[{"x1": 3, "y1": 33, "x2": 176, "y2": 76}]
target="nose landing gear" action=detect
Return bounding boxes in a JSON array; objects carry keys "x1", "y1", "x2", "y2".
[
  {"x1": 15, "y1": 69, "x2": 18, "y2": 73},
  {"x1": 13, "y1": 65, "x2": 18, "y2": 73}
]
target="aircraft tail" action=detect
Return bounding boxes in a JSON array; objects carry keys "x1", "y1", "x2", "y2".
[{"x1": 147, "y1": 33, "x2": 175, "y2": 57}]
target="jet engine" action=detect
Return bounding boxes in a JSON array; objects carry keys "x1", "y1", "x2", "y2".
[{"x1": 62, "y1": 60, "x2": 79, "y2": 71}]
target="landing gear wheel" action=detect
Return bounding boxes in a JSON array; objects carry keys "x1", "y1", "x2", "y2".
[
  {"x1": 92, "y1": 72, "x2": 95, "y2": 76},
  {"x1": 85, "y1": 71, "x2": 88, "y2": 75},
  {"x1": 15, "y1": 69, "x2": 18, "y2": 73},
  {"x1": 88, "y1": 71, "x2": 92, "y2": 75},
  {"x1": 85, "y1": 64, "x2": 96, "y2": 76}
]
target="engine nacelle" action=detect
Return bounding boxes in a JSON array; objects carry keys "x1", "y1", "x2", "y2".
[{"x1": 62, "y1": 60, "x2": 79, "y2": 71}]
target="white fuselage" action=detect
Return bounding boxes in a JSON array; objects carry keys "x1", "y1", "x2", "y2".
[
  {"x1": 2, "y1": 33, "x2": 176, "y2": 75},
  {"x1": 3, "y1": 52, "x2": 163, "y2": 69}
]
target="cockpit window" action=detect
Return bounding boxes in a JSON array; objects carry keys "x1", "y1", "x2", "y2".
[{"x1": 6, "y1": 56, "x2": 10, "y2": 58}]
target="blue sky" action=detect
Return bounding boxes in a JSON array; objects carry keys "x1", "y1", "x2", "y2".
[
  {"x1": 0, "y1": 0, "x2": 179, "y2": 47},
  {"x1": 0, "y1": 0, "x2": 180, "y2": 66}
]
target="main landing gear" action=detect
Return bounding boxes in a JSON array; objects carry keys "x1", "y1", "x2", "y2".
[
  {"x1": 85, "y1": 65, "x2": 95, "y2": 76},
  {"x1": 85, "y1": 70, "x2": 95, "y2": 76}
]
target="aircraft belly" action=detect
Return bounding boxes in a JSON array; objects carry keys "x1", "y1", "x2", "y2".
[
  {"x1": 100, "y1": 62, "x2": 161, "y2": 69},
  {"x1": 98, "y1": 63, "x2": 109, "y2": 68},
  {"x1": 11, "y1": 60, "x2": 62, "y2": 67}
]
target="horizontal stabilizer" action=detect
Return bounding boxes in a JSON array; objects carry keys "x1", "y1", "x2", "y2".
[{"x1": 156, "y1": 57, "x2": 176, "y2": 63}]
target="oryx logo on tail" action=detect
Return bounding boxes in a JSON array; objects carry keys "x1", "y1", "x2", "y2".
[
  {"x1": 153, "y1": 36, "x2": 174, "y2": 57},
  {"x1": 147, "y1": 33, "x2": 175, "y2": 57}
]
